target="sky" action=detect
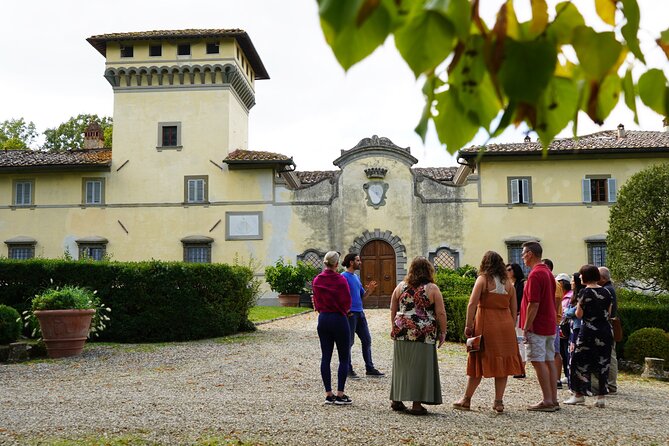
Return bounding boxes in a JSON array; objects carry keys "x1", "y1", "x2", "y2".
[{"x1": 0, "y1": 0, "x2": 667, "y2": 171}]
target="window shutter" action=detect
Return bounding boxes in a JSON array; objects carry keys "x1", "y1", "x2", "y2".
[
  {"x1": 607, "y1": 178, "x2": 617, "y2": 203},
  {"x1": 582, "y1": 179, "x2": 591, "y2": 203},
  {"x1": 521, "y1": 179, "x2": 530, "y2": 204},
  {"x1": 510, "y1": 179, "x2": 520, "y2": 204},
  {"x1": 188, "y1": 180, "x2": 195, "y2": 202}
]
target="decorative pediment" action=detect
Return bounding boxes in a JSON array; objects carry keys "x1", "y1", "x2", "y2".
[{"x1": 333, "y1": 135, "x2": 418, "y2": 168}]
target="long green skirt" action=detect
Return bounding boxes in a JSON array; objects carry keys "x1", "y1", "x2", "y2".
[{"x1": 389, "y1": 339, "x2": 443, "y2": 405}]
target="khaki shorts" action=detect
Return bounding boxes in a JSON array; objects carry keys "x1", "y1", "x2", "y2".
[{"x1": 525, "y1": 331, "x2": 555, "y2": 362}]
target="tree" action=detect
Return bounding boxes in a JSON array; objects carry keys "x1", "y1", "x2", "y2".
[
  {"x1": 608, "y1": 163, "x2": 669, "y2": 292},
  {"x1": 317, "y1": 0, "x2": 669, "y2": 153},
  {"x1": 43, "y1": 114, "x2": 112, "y2": 151},
  {"x1": 0, "y1": 118, "x2": 38, "y2": 150}
]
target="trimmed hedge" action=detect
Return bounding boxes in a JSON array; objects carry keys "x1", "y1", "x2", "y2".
[
  {"x1": 617, "y1": 289, "x2": 669, "y2": 355},
  {"x1": 0, "y1": 259, "x2": 256, "y2": 343},
  {"x1": 0, "y1": 304, "x2": 21, "y2": 345},
  {"x1": 624, "y1": 328, "x2": 669, "y2": 364},
  {"x1": 435, "y1": 268, "x2": 476, "y2": 343}
]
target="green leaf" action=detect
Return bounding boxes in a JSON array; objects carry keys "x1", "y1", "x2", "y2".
[
  {"x1": 621, "y1": 0, "x2": 645, "y2": 63},
  {"x1": 535, "y1": 77, "x2": 579, "y2": 147},
  {"x1": 426, "y1": 0, "x2": 471, "y2": 40},
  {"x1": 328, "y1": 2, "x2": 394, "y2": 70},
  {"x1": 395, "y1": 6, "x2": 456, "y2": 76},
  {"x1": 596, "y1": 73, "x2": 622, "y2": 121},
  {"x1": 546, "y1": 2, "x2": 585, "y2": 45},
  {"x1": 498, "y1": 38, "x2": 557, "y2": 104},
  {"x1": 622, "y1": 68, "x2": 639, "y2": 124},
  {"x1": 434, "y1": 89, "x2": 479, "y2": 154},
  {"x1": 530, "y1": 0, "x2": 548, "y2": 36},
  {"x1": 594, "y1": 0, "x2": 617, "y2": 26},
  {"x1": 318, "y1": 0, "x2": 363, "y2": 34},
  {"x1": 572, "y1": 27, "x2": 623, "y2": 81},
  {"x1": 638, "y1": 69, "x2": 668, "y2": 115}
]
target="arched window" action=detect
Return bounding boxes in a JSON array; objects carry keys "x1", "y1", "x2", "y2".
[
  {"x1": 428, "y1": 246, "x2": 459, "y2": 270},
  {"x1": 297, "y1": 249, "x2": 325, "y2": 270}
]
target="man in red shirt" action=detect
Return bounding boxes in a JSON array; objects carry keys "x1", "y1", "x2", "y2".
[{"x1": 520, "y1": 241, "x2": 558, "y2": 412}]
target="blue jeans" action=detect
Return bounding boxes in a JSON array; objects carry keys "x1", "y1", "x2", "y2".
[
  {"x1": 348, "y1": 311, "x2": 375, "y2": 372},
  {"x1": 317, "y1": 312, "x2": 350, "y2": 392}
]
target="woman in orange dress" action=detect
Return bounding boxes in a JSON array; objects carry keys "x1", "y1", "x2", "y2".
[{"x1": 453, "y1": 251, "x2": 523, "y2": 413}]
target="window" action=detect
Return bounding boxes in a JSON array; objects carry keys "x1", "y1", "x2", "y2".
[
  {"x1": 120, "y1": 45, "x2": 133, "y2": 58},
  {"x1": 297, "y1": 249, "x2": 326, "y2": 270},
  {"x1": 181, "y1": 236, "x2": 213, "y2": 263},
  {"x1": 428, "y1": 247, "x2": 459, "y2": 270},
  {"x1": 82, "y1": 178, "x2": 105, "y2": 205},
  {"x1": 505, "y1": 239, "x2": 541, "y2": 276},
  {"x1": 587, "y1": 242, "x2": 607, "y2": 266},
  {"x1": 184, "y1": 176, "x2": 208, "y2": 203},
  {"x1": 149, "y1": 44, "x2": 162, "y2": 57},
  {"x1": 13, "y1": 179, "x2": 34, "y2": 206},
  {"x1": 76, "y1": 236, "x2": 108, "y2": 261},
  {"x1": 508, "y1": 177, "x2": 531, "y2": 205},
  {"x1": 157, "y1": 122, "x2": 181, "y2": 149},
  {"x1": 177, "y1": 43, "x2": 191, "y2": 56},
  {"x1": 5, "y1": 236, "x2": 36, "y2": 260},
  {"x1": 582, "y1": 176, "x2": 617, "y2": 204},
  {"x1": 206, "y1": 42, "x2": 219, "y2": 54}
]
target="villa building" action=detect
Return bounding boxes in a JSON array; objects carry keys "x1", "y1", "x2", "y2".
[{"x1": 1, "y1": 29, "x2": 668, "y2": 306}]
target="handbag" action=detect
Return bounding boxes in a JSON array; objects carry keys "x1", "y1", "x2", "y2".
[
  {"x1": 466, "y1": 335, "x2": 483, "y2": 353},
  {"x1": 559, "y1": 319, "x2": 570, "y2": 339},
  {"x1": 610, "y1": 317, "x2": 623, "y2": 342}
]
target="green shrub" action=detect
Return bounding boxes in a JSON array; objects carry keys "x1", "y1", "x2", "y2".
[
  {"x1": 435, "y1": 267, "x2": 476, "y2": 342},
  {"x1": 624, "y1": 328, "x2": 669, "y2": 364},
  {"x1": 264, "y1": 258, "x2": 319, "y2": 294},
  {"x1": 616, "y1": 289, "x2": 669, "y2": 354},
  {"x1": 31, "y1": 285, "x2": 96, "y2": 310},
  {"x1": 0, "y1": 305, "x2": 21, "y2": 344},
  {"x1": 0, "y1": 259, "x2": 256, "y2": 343}
]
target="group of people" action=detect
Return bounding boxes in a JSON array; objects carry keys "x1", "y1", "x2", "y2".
[{"x1": 311, "y1": 241, "x2": 617, "y2": 414}]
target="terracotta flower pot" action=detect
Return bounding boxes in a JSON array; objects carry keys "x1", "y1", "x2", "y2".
[
  {"x1": 34, "y1": 309, "x2": 95, "y2": 358},
  {"x1": 277, "y1": 294, "x2": 300, "y2": 307}
]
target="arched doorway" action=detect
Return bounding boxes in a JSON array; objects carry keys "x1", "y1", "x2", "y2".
[{"x1": 360, "y1": 240, "x2": 396, "y2": 308}]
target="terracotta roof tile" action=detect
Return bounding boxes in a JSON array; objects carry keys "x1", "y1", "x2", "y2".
[
  {"x1": 295, "y1": 171, "x2": 337, "y2": 185},
  {"x1": 412, "y1": 167, "x2": 457, "y2": 182},
  {"x1": 0, "y1": 149, "x2": 112, "y2": 171},
  {"x1": 224, "y1": 149, "x2": 292, "y2": 162},
  {"x1": 460, "y1": 130, "x2": 669, "y2": 157}
]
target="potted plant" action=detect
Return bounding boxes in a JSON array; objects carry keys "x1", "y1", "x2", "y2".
[
  {"x1": 24, "y1": 285, "x2": 111, "y2": 358},
  {"x1": 265, "y1": 258, "x2": 319, "y2": 307}
]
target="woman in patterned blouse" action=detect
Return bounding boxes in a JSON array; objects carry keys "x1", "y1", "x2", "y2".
[{"x1": 389, "y1": 257, "x2": 447, "y2": 415}]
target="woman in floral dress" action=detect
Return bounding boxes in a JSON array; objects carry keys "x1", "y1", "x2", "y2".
[
  {"x1": 389, "y1": 257, "x2": 447, "y2": 415},
  {"x1": 564, "y1": 264, "x2": 613, "y2": 408}
]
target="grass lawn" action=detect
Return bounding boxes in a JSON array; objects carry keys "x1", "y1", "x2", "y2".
[{"x1": 248, "y1": 306, "x2": 310, "y2": 322}]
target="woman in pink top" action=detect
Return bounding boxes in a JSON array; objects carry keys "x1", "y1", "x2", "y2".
[{"x1": 312, "y1": 251, "x2": 352, "y2": 405}]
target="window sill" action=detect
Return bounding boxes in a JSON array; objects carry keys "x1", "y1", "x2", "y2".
[
  {"x1": 156, "y1": 146, "x2": 183, "y2": 152},
  {"x1": 10, "y1": 205, "x2": 35, "y2": 210},
  {"x1": 80, "y1": 203, "x2": 106, "y2": 208},
  {"x1": 182, "y1": 201, "x2": 210, "y2": 207}
]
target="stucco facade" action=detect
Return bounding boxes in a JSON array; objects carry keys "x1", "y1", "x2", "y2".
[{"x1": 2, "y1": 30, "x2": 669, "y2": 305}]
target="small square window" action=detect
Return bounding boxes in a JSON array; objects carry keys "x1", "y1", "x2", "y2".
[
  {"x1": 120, "y1": 45, "x2": 134, "y2": 58},
  {"x1": 184, "y1": 176, "x2": 208, "y2": 203},
  {"x1": 587, "y1": 242, "x2": 607, "y2": 267},
  {"x1": 149, "y1": 45, "x2": 162, "y2": 57},
  {"x1": 206, "y1": 42, "x2": 219, "y2": 54},
  {"x1": 184, "y1": 245, "x2": 211, "y2": 263},
  {"x1": 9, "y1": 245, "x2": 34, "y2": 260},
  {"x1": 13, "y1": 180, "x2": 34, "y2": 206},
  {"x1": 162, "y1": 126, "x2": 178, "y2": 146},
  {"x1": 583, "y1": 177, "x2": 617, "y2": 204},
  {"x1": 177, "y1": 43, "x2": 191, "y2": 56},
  {"x1": 506, "y1": 243, "x2": 531, "y2": 276},
  {"x1": 508, "y1": 177, "x2": 531, "y2": 205},
  {"x1": 79, "y1": 245, "x2": 106, "y2": 261},
  {"x1": 82, "y1": 178, "x2": 105, "y2": 205}
]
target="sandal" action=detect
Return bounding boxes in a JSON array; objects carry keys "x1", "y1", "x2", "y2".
[
  {"x1": 493, "y1": 400, "x2": 504, "y2": 413},
  {"x1": 452, "y1": 396, "x2": 471, "y2": 411},
  {"x1": 391, "y1": 401, "x2": 407, "y2": 411},
  {"x1": 406, "y1": 406, "x2": 428, "y2": 416}
]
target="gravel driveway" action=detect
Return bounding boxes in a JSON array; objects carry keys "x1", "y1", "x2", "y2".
[{"x1": 1, "y1": 309, "x2": 668, "y2": 445}]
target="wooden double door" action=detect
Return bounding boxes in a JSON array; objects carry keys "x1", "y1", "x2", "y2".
[{"x1": 360, "y1": 240, "x2": 396, "y2": 309}]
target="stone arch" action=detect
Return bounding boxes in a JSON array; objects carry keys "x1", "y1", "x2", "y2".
[{"x1": 349, "y1": 229, "x2": 407, "y2": 284}]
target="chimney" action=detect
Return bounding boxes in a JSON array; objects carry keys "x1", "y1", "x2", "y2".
[
  {"x1": 83, "y1": 121, "x2": 105, "y2": 149},
  {"x1": 617, "y1": 123, "x2": 626, "y2": 139},
  {"x1": 664, "y1": 117, "x2": 669, "y2": 132},
  {"x1": 524, "y1": 135, "x2": 531, "y2": 143}
]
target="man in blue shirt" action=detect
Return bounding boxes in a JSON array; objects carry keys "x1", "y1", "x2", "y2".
[{"x1": 341, "y1": 253, "x2": 384, "y2": 378}]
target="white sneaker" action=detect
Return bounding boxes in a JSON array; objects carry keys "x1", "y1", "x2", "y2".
[
  {"x1": 563, "y1": 395, "x2": 585, "y2": 405},
  {"x1": 560, "y1": 377, "x2": 569, "y2": 384},
  {"x1": 594, "y1": 399, "x2": 605, "y2": 408}
]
